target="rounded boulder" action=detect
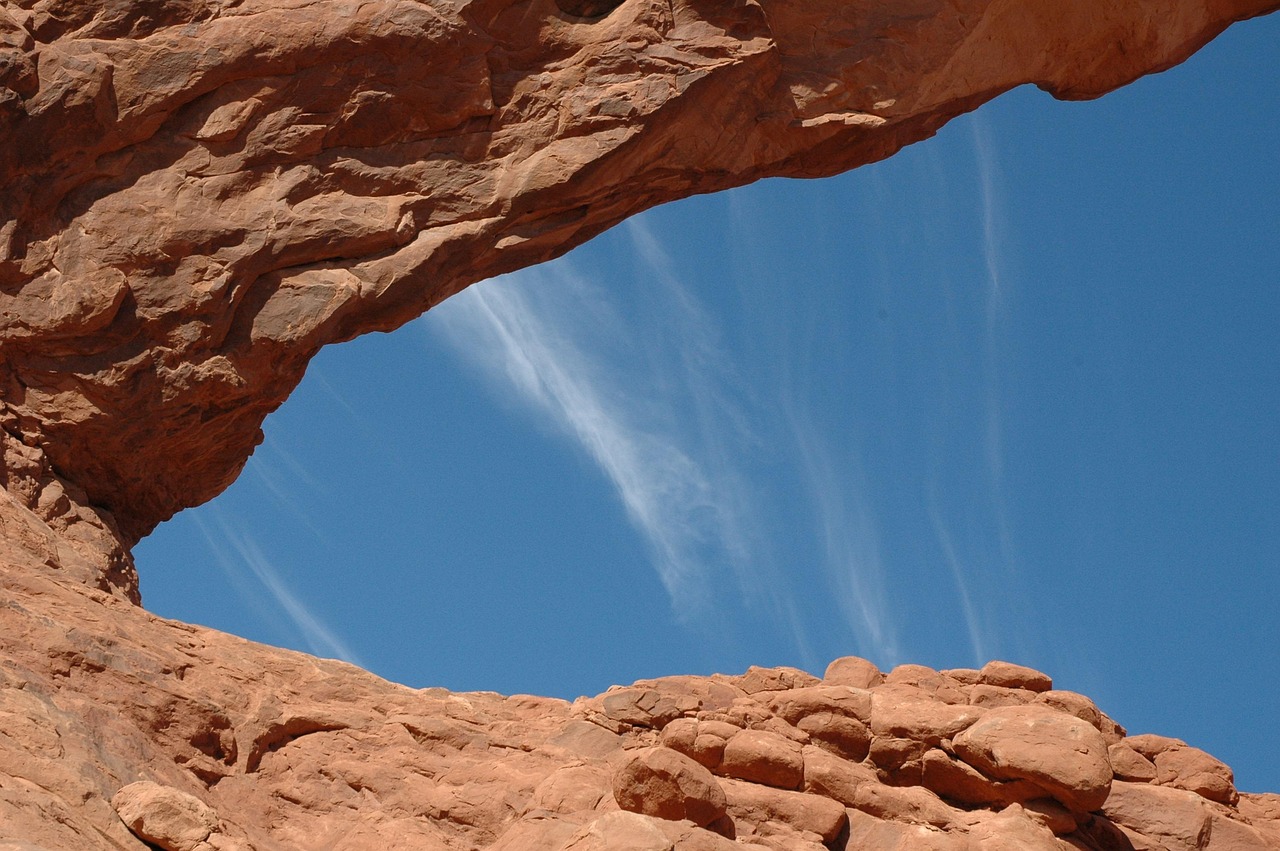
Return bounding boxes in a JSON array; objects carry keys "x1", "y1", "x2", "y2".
[
  {"x1": 952, "y1": 704, "x2": 1112, "y2": 813},
  {"x1": 612, "y1": 746, "x2": 728, "y2": 827}
]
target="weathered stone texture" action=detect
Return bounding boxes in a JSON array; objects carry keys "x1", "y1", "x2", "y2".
[
  {"x1": 1, "y1": 0, "x2": 1279, "y2": 848},
  {"x1": 2, "y1": 0, "x2": 1278, "y2": 600},
  {"x1": 4, "y1": 586, "x2": 1276, "y2": 851}
]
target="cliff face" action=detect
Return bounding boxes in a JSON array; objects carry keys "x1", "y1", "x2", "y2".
[{"x1": 2, "y1": 0, "x2": 1279, "y2": 848}]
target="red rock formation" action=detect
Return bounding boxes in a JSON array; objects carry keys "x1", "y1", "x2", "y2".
[
  {"x1": 3, "y1": 567, "x2": 1280, "y2": 850},
  {"x1": 2, "y1": 0, "x2": 1278, "y2": 597},
  {"x1": 1, "y1": 0, "x2": 1279, "y2": 847}
]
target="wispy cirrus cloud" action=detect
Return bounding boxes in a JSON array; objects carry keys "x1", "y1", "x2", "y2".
[
  {"x1": 421, "y1": 200, "x2": 913, "y2": 667},
  {"x1": 970, "y1": 113, "x2": 1019, "y2": 578},
  {"x1": 422, "y1": 223, "x2": 760, "y2": 614},
  {"x1": 964, "y1": 111, "x2": 1041, "y2": 664},
  {"x1": 785, "y1": 406, "x2": 901, "y2": 665},
  {"x1": 193, "y1": 510, "x2": 363, "y2": 665}
]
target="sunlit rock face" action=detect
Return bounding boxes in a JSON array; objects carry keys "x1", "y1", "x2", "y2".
[
  {"x1": 2, "y1": 0, "x2": 1278, "y2": 598},
  {"x1": 2, "y1": 0, "x2": 1280, "y2": 847},
  {"x1": 3, "y1": 575, "x2": 1280, "y2": 851}
]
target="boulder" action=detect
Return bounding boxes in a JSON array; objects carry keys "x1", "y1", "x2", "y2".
[
  {"x1": 1102, "y1": 781, "x2": 1212, "y2": 851},
  {"x1": 1108, "y1": 742, "x2": 1158, "y2": 782},
  {"x1": 823, "y1": 657, "x2": 885, "y2": 690},
  {"x1": 952, "y1": 705, "x2": 1112, "y2": 813},
  {"x1": 720, "y1": 730, "x2": 805, "y2": 790},
  {"x1": 720, "y1": 778, "x2": 847, "y2": 843},
  {"x1": 840, "y1": 809, "x2": 968, "y2": 850},
  {"x1": 110, "y1": 782, "x2": 220, "y2": 851},
  {"x1": 870, "y1": 692, "x2": 985, "y2": 744},
  {"x1": 1154, "y1": 746, "x2": 1238, "y2": 805},
  {"x1": 976, "y1": 662, "x2": 1053, "y2": 693},
  {"x1": 612, "y1": 747, "x2": 727, "y2": 828},
  {"x1": 1032, "y1": 691, "x2": 1104, "y2": 732},
  {"x1": 767, "y1": 686, "x2": 872, "y2": 726},
  {"x1": 562, "y1": 811, "x2": 675, "y2": 851}
]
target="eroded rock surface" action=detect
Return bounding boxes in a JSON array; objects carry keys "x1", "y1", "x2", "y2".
[
  {"x1": 2, "y1": 568, "x2": 1279, "y2": 851},
  {"x1": 2, "y1": 0, "x2": 1280, "y2": 848},
  {"x1": 2, "y1": 0, "x2": 1279, "y2": 600}
]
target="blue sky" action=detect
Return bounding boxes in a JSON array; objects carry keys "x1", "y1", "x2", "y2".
[{"x1": 137, "y1": 15, "x2": 1279, "y2": 792}]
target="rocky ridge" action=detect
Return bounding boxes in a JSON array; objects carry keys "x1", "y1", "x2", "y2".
[
  {"x1": 3, "y1": 0, "x2": 1280, "y2": 600},
  {"x1": 2, "y1": 0, "x2": 1280, "y2": 847},
  {"x1": 3, "y1": 560, "x2": 1279, "y2": 850}
]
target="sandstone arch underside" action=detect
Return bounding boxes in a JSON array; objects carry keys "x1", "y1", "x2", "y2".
[{"x1": 1, "y1": 0, "x2": 1279, "y2": 848}]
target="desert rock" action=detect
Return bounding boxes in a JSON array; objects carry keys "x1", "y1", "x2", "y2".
[
  {"x1": 719, "y1": 729, "x2": 805, "y2": 790},
  {"x1": 4, "y1": 0, "x2": 1280, "y2": 602},
  {"x1": 611, "y1": 746, "x2": 727, "y2": 828},
  {"x1": 111, "y1": 781, "x2": 224, "y2": 851},
  {"x1": 1, "y1": 564, "x2": 1278, "y2": 849},
  {"x1": 952, "y1": 704, "x2": 1114, "y2": 813},
  {"x1": 1, "y1": 0, "x2": 1279, "y2": 848}
]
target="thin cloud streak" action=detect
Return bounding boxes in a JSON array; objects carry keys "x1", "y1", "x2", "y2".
[
  {"x1": 969, "y1": 112, "x2": 1042, "y2": 665},
  {"x1": 970, "y1": 114, "x2": 1018, "y2": 576},
  {"x1": 244, "y1": 436, "x2": 333, "y2": 545},
  {"x1": 720, "y1": 186, "x2": 902, "y2": 664},
  {"x1": 193, "y1": 511, "x2": 363, "y2": 665},
  {"x1": 927, "y1": 496, "x2": 988, "y2": 663},
  {"x1": 426, "y1": 208, "x2": 903, "y2": 664},
  {"x1": 784, "y1": 405, "x2": 901, "y2": 666},
  {"x1": 971, "y1": 115, "x2": 1006, "y2": 323},
  {"x1": 425, "y1": 254, "x2": 757, "y2": 614}
]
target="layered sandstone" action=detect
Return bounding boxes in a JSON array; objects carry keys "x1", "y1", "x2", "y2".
[{"x1": 2, "y1": 0, "x2": 1279, "y2": 848}]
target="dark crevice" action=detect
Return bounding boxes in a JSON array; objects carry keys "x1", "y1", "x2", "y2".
[{"x1": 554, "y1": 0, "x2": 625, "y2": 21}]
